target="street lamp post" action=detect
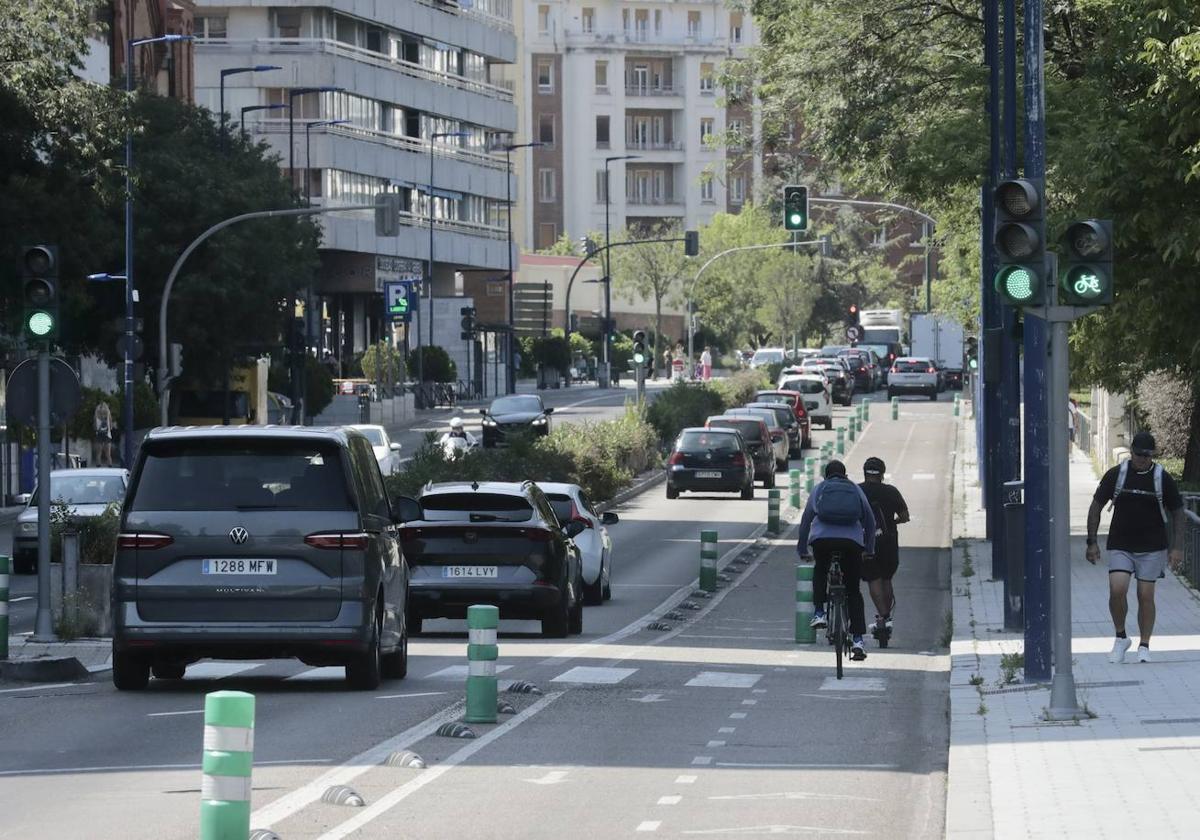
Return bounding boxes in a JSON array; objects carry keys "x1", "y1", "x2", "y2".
[
  {"x1": 219, "y1": 65, "x2": 281, "y2": 153},
  {"x1": 126, "y1": 34, "x2": 191, "y2": 465},
  {"x1": 239, "y1": 103, "x2": 288, "y2": 143},
  {"x1": 502, "y1": 140, "x2": 542, "y2": 394},
  {"x1": 422, "y1": 130, "x2": 470, "y2": 390},
  {"x1": 603, "y1": 154, "x2": 638, "y2": 384},
  {"x1": 303, "y1": 119, "x2": 350, "y2": 370}
]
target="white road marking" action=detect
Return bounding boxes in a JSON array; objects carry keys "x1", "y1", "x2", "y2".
[
  {"x1": 9, "y1": 596, "x2": 32, "y2": 603},
  {"x1": 691, "y1": 756, "x2": 713, "y2": 766},
  {"x1": 792, "y1": 693, "x2": 884, "y2": 701},
  {"x1": 284, "y1": 667, "x2": 345, "y2": 682},
  {"x1": 185, "y1": 662, "x2": 263, "y2": 680},
  {"x1": 523, "y1": 769, "x2": 569, "y2": 785},
  {"x1": 0, "y1": 759, "x2": 331, "y2": 777},
  {"x1": 741, "y1": 699, "x2": 758, "y2": 706},
  {"x1": 911, "y1": 472, "x2": 935, "y2": 480},
  {"x1": 729, "y1": 712, "x2": 747, "y2": 719},
  {"x1": 706, "y1": 740, "x2": 726, "y2": 748},
  {"x1": 680, "y1": 634, "x2": 793, "y2": 641},
  {"x1": 675, "y1": 775, "x2": 697, "y2": 784},
  {"x1": 718, "y1": 727, "x2": 736, "y2": 734},
  {"x1": 657, "y1": 795, "x2": 682, "y2": 805},
  {"x1": 819, "y1": 677, "x2": 887, "y2": 692},
  {"x1": 630, "y1": 693, "x2": 667, "y2": 703},
  {"x1": 374, "y1": 692, "x2": 447, "y2": 700},
  {"x1": 636, "y1": 822, "x2": 662, "y2": 832},
  {"x1": 315, "y1": 693, "x2": 562, "y2": 840},
  {"x1": 708, "y1": 792, "x2": 882, "y2": 802},
  {"x1": 427, "y1": 664, "x2": 513, "y2": 680},
  {"x1": 147, "y1": 709, "x2": 204, "y2": 718},
  {"x1": 752, "y1": 688, "x2": 768, "y2": 694},
  {"x1": 681, "y1": 825, "x2": 869, "y2": 836},
  {"x1": 551, "y1": 665, "x2": 637, "y2": 685},
  {"x1": 685, "y1": 671, "x2": 762, "y2": 689},
  {"x1": 0, "y1": 682, "x2": 77, "y2": 694},
  {"x1": 714, "y1": 762, "x2": 899, "y2": 770}
]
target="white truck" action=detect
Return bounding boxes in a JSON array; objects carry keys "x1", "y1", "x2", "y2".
[{"x1": 909, "y1": 313, "x2": 965, "y2": 390}]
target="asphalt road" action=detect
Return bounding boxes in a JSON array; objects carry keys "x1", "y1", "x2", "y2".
[{"x1": 0, "y1": 384, "x2": 956, "y2": 839}]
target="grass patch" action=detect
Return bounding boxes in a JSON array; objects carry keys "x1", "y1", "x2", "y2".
[
  {"x1": 968, "y1": 674, "x2": 983, "y2": 686},
  {"x1": 977, "y1": 702, "x2": 988, "y2": 715},
  {"x1": 961, "y1": 550, "x2": 975, "y2": 578},
  {"x1": 999, "y1": 650, "x2": 1025, "y2": 684},
  {"x1": 939, "y1": 609, "x2": 954, "y2": 648}
]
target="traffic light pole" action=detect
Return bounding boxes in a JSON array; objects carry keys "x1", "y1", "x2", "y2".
[{"x1": 33, "y1": 347, "x2": 54, "y2": 641}]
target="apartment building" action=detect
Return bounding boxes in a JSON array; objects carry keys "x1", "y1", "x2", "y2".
[
  {"x1": 519, "y1": 0, "x2": 758, "y2": 249},
  {"x1": 193, "y1": 1, "x2": 517, "y2": 376}
]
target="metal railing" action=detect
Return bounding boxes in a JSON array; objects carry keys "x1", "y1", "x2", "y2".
[
  {"x1": 625, "y1": 85, "x2": 680, "y2": 97},
  {"x1": 1183, "y1": 510, "x2": 1200, "y2": 589},
  {"x1": 562, "y1": 29, "x2": 727, "y2": 48},
  {"x1": 1073, "y1": 409, "x2": 1093, "y2": 456},
  {"x1": 626, "y1": 139, "x2": 684, "y2": 151},
  {"x1": 307, "y1": 195, "x2": 508, "y2": 240},
  {"x1": 413, "y1": 0, "x2": 514, "y2": 32},
  {"x1": 196, "y1": 37, "x2": 514, "y2": 101},
  {"x1": 626, "y1": 193, "x2": 681, "y2": 206}
]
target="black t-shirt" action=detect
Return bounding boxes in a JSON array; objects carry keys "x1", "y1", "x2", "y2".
[
  {"x1": 859, "y1": 481, "x2": 908, "y2": 557},
  {"x1": 1094, "y1": 463, "x2": 1182, "y2": 553}
]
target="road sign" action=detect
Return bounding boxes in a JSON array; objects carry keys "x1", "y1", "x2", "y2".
[
  {"x1": 384, "y1": 280, "x2": 414, "y2": 323},
  {"x1": 846, "y1": 324, "x2": 863, "y2": 342},
  {"x1": 6, "y1": 357, "x2": 82, "y2": 426}
]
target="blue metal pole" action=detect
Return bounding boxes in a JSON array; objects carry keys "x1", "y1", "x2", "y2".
[
  {"x1": 1022, "y1": 0, "x2": 1052, "y2": 683},
  {"x1": 123, "y1": 39, "x2": 135, "y2": 466},
  {"x1": 982, "y1": 0, "x2": 1000, "y2": 552}
]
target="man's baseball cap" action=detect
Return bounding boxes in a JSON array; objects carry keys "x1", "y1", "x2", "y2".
[
  {"x1": 863, "y1": 457, "x2": 886, "y2": 476},
  {"x1": 824, "y1": 459, "x2": 847, "y2": 479},
  {"x1": 1131, "y1": 431, "x2": 1156, "y2": 456}
]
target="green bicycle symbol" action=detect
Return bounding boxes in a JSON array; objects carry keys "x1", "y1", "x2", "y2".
[{"x1": 1073, "y1": 272, "x2": 1102, "y2": 297}]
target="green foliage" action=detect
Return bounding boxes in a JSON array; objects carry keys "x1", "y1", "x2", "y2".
[
  {"x1": 360, "y1": 341, "x2": 405, "y2": 383},
  {"x1": 1133, "y1": 371, "x2": 1191, "y2": 460},
  {"x1": 385, "y1": 404, "x2": 659, "y2": 502},
  {"x1": 568, "y1": 331, "x2": 596, "y2": 360},
  {"x1": 610, "y1": 223, "x2": 690, "y2": 371},
  {"x1": 610, "y1": 333, "x2": 635, "y2": 372},
  {"x1": 80, "y1": 502, "x2": 120, "y2": 565},
  {"x1": 304, "y1": 355, "x2": 335, "y2": 417},
  {"x1": 528, "y1": 335, "x2": 572, "y2": 372},
  {"x1": 645, "y1": 381, "x2": 726, "y2": 443},
  {"x1": 711, "y1": 370, "x2": 770, "y2": 409},
  {"x1": 67, "y1": 387, "x2": 120, "y2": 443},
  {"x1": 535, "y1": 232, "x2": 583, "y2": 256},
  {"x1": 408, "y1": 346, "x2": 457, "y2": 382}
]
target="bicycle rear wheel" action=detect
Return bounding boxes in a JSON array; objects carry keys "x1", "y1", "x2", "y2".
[{"x1": 832, "y1": 599, "x2": 845, "y2": 679}]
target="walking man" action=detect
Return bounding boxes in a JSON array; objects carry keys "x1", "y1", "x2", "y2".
[
  {"x1": 858, "y1": 457, "x2": 910, "y2": 636},
  {"x1": 797, "y1": 460, "x2": 877, "y2": 661},
  {"x1": 1086, "y1": 431, "x2": 1185, "y2": 663}
]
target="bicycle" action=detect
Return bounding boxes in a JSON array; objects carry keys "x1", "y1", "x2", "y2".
[{"x1": 825, "y1": 553, "x2": 853, "y2": 679}]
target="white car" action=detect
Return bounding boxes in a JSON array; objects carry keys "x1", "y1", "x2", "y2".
[
  {"x1": 539, "y1": 482, "x2": 618, "y2": 605},
  {"x1": 887, "y1": 357, "x2": 940, "y2": 401},
  {"x1": 348, "y1": 424, "x2": 403, "y2": 473},
  {"x1": 724, "y1": 407, "x2": 790, "y2": 469},
  {"x1": 779, "y1": 374, "x2": 833, "y2": 430},
  {"x1": 749, "y1": 348, "x2": 786, "y2": 369}
]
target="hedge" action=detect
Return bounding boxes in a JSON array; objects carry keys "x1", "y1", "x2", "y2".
[{"x1": 644, "y1": 370, "x2": 770, "y2": 446}]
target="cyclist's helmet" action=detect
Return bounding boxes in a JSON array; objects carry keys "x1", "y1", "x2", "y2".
[
  {"x1": 863, "y1": 457, "x2": 886, "y2": 477},
  {"x1": 824, "y1": 459, "x2": 847, "y2": 479}
]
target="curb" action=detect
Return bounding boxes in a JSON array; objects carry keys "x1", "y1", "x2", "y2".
[
  {"x1": 596, "y1": 469, "x2": 666, "y2": 513},
  {"x1": 0, "y1": 655, "x2": 91, "y2": 682}
]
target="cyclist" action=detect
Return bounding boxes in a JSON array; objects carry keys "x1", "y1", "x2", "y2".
[
  {"x1": 796, "y1": 459, "x2": 877, "y2": 661},
  {"x1": 858, "y1": 456, "x2": 910, "y2": 637}
]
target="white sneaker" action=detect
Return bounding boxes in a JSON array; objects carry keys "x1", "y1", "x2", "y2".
[
  {"x1": 1138, "y1": 645, "x2": 1151, "y2": 663},
  {"x1": 1109, "y1": 637, "x2": 1132, "y2": 664}
]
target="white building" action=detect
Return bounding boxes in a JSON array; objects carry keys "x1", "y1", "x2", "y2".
[
  {"x1": 518, "y1": 0, "x2": 758, "y2": 249},
  {"x1": 193, "y1": 1, "x2": 518, "y2": 375}
]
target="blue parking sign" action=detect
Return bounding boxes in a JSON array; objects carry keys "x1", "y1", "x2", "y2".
[{"x1": 385, "y1": 280, "x2": 415, "y2": 323}]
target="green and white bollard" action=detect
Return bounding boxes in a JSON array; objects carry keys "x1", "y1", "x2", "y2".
[
  {"x1": 862, "y1": 398, "x2": 871, "y2": 422},
  {"x1": 836, "y1": 427, "x2": 846, "y2": 455},
  {"x1": 891, "y1": 397, "x2": 899, "y2": 420},
  {"x1": 805, "y1": 457, "x2": 816, "y2": 493},
  {"x1": 848, "y1": 417, "x2": 857, "y2": 442},
  {"x1": 200, "y1": 690, "x2": 255, "y2": 840},
  {"x1": 0, "y1": 555, "x2": 8, "y2": 660},
  {"x1": 953, "y1": 393, "x2": 961, "y2": 417},
  {"x1": 789, "y1": 469, "x2": 801, "y2": 510},
  {"x1": 795, "y1": 561, "x2": 815, "y2": 643},
  {"x1": 700, "y1": 530, "x2": 719, "y2": 592},
  {"x1": 465, "y1": 604, "x2": 499, "y2": 724},
  {"x1": 767, "y1": 489, "x2": 781, "y2": 534}
]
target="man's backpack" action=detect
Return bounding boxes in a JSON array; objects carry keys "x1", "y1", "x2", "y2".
[
  {"x1": 815, "y1": 478, "x2": 863, "y2": 525},
  {"x1": 1111, "y1": 460, "x2": 1167, "y2": 523}
]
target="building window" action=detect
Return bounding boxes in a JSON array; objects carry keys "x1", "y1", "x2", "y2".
[
  {"x1": 688, "y1": 11, "x2": 701, "y2": 38},
  {"x1": 581, "y1": 7, "x2": 594, "y2": 33},
  {"x1": 537, "y1": 60, "x2": 553, "y2": 93},
  {"x1": 728, "y1": 118, "x2": 745, "y2": 147},
  {"x1": 700, "y1": 118, "x2": 714, "y2": 143},
  {"x1": 654, "y1": 9, "x2": 663, "y2": 35},
  {"x1": 596, "y1": 115, "x2": 610, "y2": 148},
  {"x1": 595, "y1": 60, "x2": 608, "y2": 92},
  {"x1": 275, "y1": 10, "x2": 302, "y2": 40},
  {"x1": 539, "y1": 168, "x2": 557, "y2": 202},
  {"x1": 538, "y1": 223, "x2": 558, "y2": 250},
  {"x1": 196, "y1": 15, "x2": 228, "y2": 39},
  {"x1": 596, "y1": 170, "x2": 609, "y2": 203},
  {"x1": 730, "y1": 174, "x2": 745, "y2": 203},
  {"x1": 538, "y1": 4, "x2": 551, "y2": 35},
  {"x1": 730, "y1": 13, "x2": 744, "y2": 44},
  {"x1": 700, "y1": 176, "x2": 714, "y2": 203},
  {"x1": 700, "y1": 62, "x2": 714, "y2": 93},
  {"x1": 538, "y1": 113, "x2": 556, "y2": 146}
]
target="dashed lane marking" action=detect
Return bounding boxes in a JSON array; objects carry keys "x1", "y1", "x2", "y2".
[
  {"x1": 636, "y1": 822, "x2": 662, "y2": 832},
  {"x1": 657, "y1": 795, "x2": 682, "y2": 805},
  {"x1": 819, "y1": 677, "x2": 887, "y2": 692},
  {"x1": 718, "y1": 727, "x2": 735, "y2": 734},
  {"x1": 741, "y1": 699, "x2": 758, "y2": 706},
  {"x1": 374, "y1": 692, "x2": 447, "y2": 700},
  {"x1": 685, "y1": 671, "x2": 762, "y2": 689},
  {"x1": 706, "y1": 740, "x2": 726, "y2": 748},
  {"x1": 681, "y1": 824, "x2": 869, "y2": 836},
  {"x1": 551, "y1": 666, "x2": 637, "y2": 685},
  {"x1": 675, "y1": 775, "x2": 697, "y2": 784},
  {"x1": 0, "y1": 682, "x2": 77, "y2": 694},
  {"x1": 691, "y1": 756, "x2": 713, "y2": 766},
  {"x1": 284, "y1": 667, "x2": 345, "y2": 682},
  {"x1": 147, "y1": 709, "x2": 203, "y2": 718},
  {"x1": 714, "y1": 762, "x2": 899, "y2": 770},
  {"x1": 729, "y1": 712, "x2": 747, "y2": 720}
]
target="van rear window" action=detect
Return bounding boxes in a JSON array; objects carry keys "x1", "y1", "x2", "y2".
[
  {"x1": 130, "y1": 441, "x2": 354, "y2": 511},
  {"x1": 421, "y1": 493, "x2": 534, "y2": 522}
]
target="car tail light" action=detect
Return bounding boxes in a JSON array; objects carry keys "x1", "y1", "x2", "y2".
[
  {"x1": 770, "y1": 430, "x2": 784, "y2": 442},
  {"x1": 731, "y1": 452, "x2": 746, "y2": 466},
  {"x1": 305, "y1": 532, "x2": 370, "y2": 550},
  {"x1": 668, "y1": 451, "x2": 685, "y2": 465},
  {"x1": 928, "y1": 366, "x2": 936, "y2": 374},
  {"x1": 526, "y1": 528, "x2": 554, "y2": 543},
  {"x1": 569, "y1": 503, "x2": 594, "y2": 529},
  {"x1": 399, "y1": 527, "x2": 422, "y2": 543},
  {"x1": 117, "y1": 533, "x2": 174, "y2": 550}
]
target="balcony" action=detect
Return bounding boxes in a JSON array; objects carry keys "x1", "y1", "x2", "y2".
[
  {"x1": 413, "y1": 0, "x2": 514, "y2": 33},
  {"x1": 562, "y1": 28, "x2": 728, "y2": 51},
  {"x1": 625, "y1": 85, "x2": 680, "y2": 97},
  {"x1": 625, "y1": 139, "x2": 684, "y2": 152}
]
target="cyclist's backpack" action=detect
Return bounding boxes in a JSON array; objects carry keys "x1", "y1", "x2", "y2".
[
  {"x1": 1111, "y1": 460, "x2": 1167, "y2": 523},
  {"x1": 815, "y1": 478, "x2": 862, "y2": 525}
]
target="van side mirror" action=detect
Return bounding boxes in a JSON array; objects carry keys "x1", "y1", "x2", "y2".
[{"x1": 392, "y1": 495, "x2": 422, "y2": 524}]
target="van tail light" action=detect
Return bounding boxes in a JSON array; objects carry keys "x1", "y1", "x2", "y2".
[
  {"x1": 306, "y1": 532, "x2": 370, "y2": 550},
  {"x1": 668, "y1": 451, "x2": 685, "y2": 465},
  {"x1": 117, "y1": 533, "x2": 174, "y2": 550}
]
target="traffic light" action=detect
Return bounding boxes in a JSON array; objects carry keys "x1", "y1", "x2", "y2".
[
  {"x1": 965, "y1": 336, "x2": 979, "y2": 371},
  {"x1": 993, "y1": 178, "x2": 1046, "y2": 306},
  {"x1": 845, "y1": 304, "x2": 860, "y2": 327},
  {"x1": 1060, "y1": 220, "x2": 1113, "y2": 306},
  {"x1": 684, "y1": 229, "x2": 699, "y2": 257},
  {"x1": 460, "y1": 306, "x2": 476, "y2": 341},
  {"x1": 20, "y1": 245, "x2": 59, "y2": 341},
  {"x1": 783, "y1": 185, "x2": 809, "y2": 231},
  {"x1": 632, "y1": 330, "x2": 647, "y2": 365}
]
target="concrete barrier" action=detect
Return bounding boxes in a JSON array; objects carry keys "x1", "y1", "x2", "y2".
[{"x1": 0, "y1": 555, "x2": 7, "y2": 660}]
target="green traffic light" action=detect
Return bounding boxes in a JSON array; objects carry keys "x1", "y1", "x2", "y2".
[
  {"x1": 995, "y1": 265, "x2": 1039, "y2": 304},
  {"x1": 1062, "y1": 266, "x2": 1107, "y2": 302},
  {"x1": 633, "y1": 353, "x2": 645, "y2": 364},
  {"x1": 789, "y1": 213, "x2": 803, "y2": 226},
  {"x1": 27, "y1": 311, "x2": 54, "y2": 337}
]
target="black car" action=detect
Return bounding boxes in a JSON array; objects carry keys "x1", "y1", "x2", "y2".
[
  {"x1": 401, "y1": 481, "x2": 584, "y2": 638},
  {"x1": 112, "y1": 426, "x2": 417, "y2": 691},
  {"x1": 480, "y1": 395, "x2": 554, "y2": 447},
  {"x1": 706, "y1": 415, "x2": 776, "y2": 488},
  {"x1": 838, "y1": 352, "x2": 874, "y2": 392},
  {"x1": 744, "y1": 402, "x2": 803, "y2": 458},
  {"x1": 666, "y1": 427, "x2": 755, "y2": 500}
]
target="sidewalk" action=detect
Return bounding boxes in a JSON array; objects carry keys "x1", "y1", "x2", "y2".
[
  {"x1": 1, "y1": 636, "x2": 112, "y2": 681},
  {"x1": 946, "y1": 414, "x2": 1200, "y2": 838}
]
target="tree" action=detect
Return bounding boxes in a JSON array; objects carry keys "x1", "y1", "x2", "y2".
[
  {"x1": 361, "y1": 340, "x2": 405, "y2": 383},
  {"x1": 610, "y1": 223, "x2": 690, "y2": 376}
]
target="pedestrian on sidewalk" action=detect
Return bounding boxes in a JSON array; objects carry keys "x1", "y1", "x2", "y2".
[
  {"x1": 93, "y1": 400, "x2": 114, "y2": 467},
  {"x1": 1086, "y1": 431, "x2": 1186, "y2": 663},
  {"x1": 700, "y1": 346, "x2": 713, "y2": 381},
  {"x1": 858, "y1": 457, "x2": 910, "y2": 636},
  {"x1": 796, "y1": 459, "x2": 877, "y2": 661}
]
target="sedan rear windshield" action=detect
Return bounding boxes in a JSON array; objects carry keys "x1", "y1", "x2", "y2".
[
  {"x1": 33, "y1": 475, "x2": 125, "y2": 506},
  {"x1": 780, "y1": 379, "x2": 826, "y2": 395},
  {"x1": 747, "y1": 406, "x2": 794, "y2": 425},
  {"x1": 895, "y1": 360, "x2": 932, "y2": 373},
  {"x1": 708, "y1": 419, "x2": 764, "y2": 441},
  {"x1": 678, "y1": 431, "x2": 740, "y2": 452},
  {"x1": 130, "y1": 441, "x2": 354, "y2": 511},
  {"x1": 421, "y1": 493, "x2": 534, "y2": 522},
  {"x1": 489, "y1": 396, "x2": 542, "y2": 415}
]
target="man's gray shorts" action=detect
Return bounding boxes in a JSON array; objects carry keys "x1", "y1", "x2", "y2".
[{"x1": 1108, "y1": 549, "x2": 1168, "y2": 582}]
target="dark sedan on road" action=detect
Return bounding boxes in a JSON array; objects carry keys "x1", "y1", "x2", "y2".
[
  {"x1": 480, "y1": 395, "x2": 554, "y2": 447},
  {"x1": 666, "y1": 427, "x2": 755, "y2": 500},
  {"x1": 705, "y1": 415, "x2": 776, "y2": 488}
]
